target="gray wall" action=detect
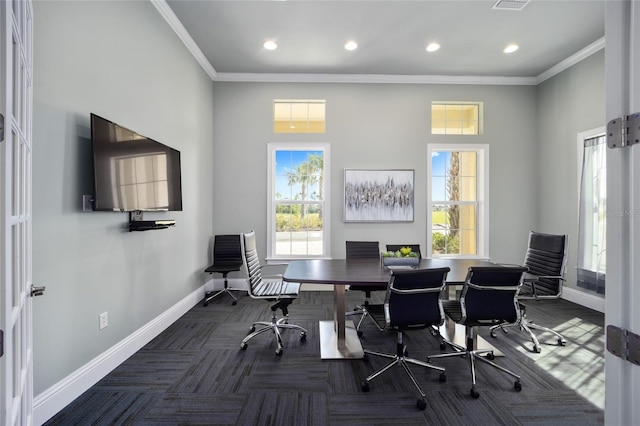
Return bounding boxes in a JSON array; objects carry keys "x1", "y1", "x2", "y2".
[
  {"x1": 30, "y1": 0, "x2": 605, "y2": 406},
  {"x1": 32, "y1": 1, "x2": 214, "y2": 394},
  {"x1": 211, "y1": 82, "x2": 538, "y2": 267},
  {"x1": 536, "y1": 50, "x2": 605, "y2": 291}
]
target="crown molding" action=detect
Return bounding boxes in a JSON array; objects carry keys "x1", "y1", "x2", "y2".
[
  {"x1": 214, "y1": 73, "x2": 538, "y2": 85},
  {"x1": 150, "y1": 0, "x2": 217, "y2": 81},
  {"x1": 153, "y1": 0, "x2": 603, "y2": 87},
  {"x1": 536, "y1": 37, "x2": 605, "y2": 84}
]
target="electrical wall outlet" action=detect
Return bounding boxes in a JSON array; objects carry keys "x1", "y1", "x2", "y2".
[{"x1": 99, "y1": 312, "x2": 108, "y2": 330}]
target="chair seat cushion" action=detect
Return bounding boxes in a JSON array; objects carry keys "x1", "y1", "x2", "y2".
[
  {"x1": 205, "y1": 261, "x2": 243, "y2": 274},
  {"x1": 253, "y1": 280, "x2": 300, "y2": 298}
]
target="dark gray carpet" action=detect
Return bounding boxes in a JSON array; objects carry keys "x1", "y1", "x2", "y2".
[{"x1": 45, "y1": 290, "x2": 604, "y2": 425}]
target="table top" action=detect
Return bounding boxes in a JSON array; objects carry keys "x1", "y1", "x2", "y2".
[{"x1": 283, "y1": 258, "x2": 496, "y2": 286}]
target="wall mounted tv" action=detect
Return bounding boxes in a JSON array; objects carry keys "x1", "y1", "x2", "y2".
[{"x1": 90, "y1": 113, "x2": 183, "y2": 212}]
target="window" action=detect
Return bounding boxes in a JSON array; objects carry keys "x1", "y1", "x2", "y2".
[
  {"x1": 577, "y1": 128, "x2": 606, "y2": 295},
  {"x1": 427, "y1": 144, "x2": 489, "y2": 258},
  {"x1": 431, "y1": 102, "x2": 481, "y2": 135},
  {"x1": 274, "y1": 100, "x2": 326, "y2": 133},
  {"x1": 267, "y1": 143, "x2": 330, "y2": 259}
]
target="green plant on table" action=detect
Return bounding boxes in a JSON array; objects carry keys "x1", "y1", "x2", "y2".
[{"x1": 381, "y1": 247, "x2": 419, "y2": 258}]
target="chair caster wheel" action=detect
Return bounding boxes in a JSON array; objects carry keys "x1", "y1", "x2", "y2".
[
  {"x1": 300, "y1": 332, "x2": 307, "y2": 341},
  {"x1": 203, "y1": 302, "x2": 209, "y2": 307},
  {"x1": 514, "y1": 381, "x2": 522, "y2": 392},
  {"x1": 240, "y1": 342, "x2": 247, "y2": 350},
  {"x1": 232, "y1": 300, "x2": 237, "y2": 306},
  {"x1": 275, "y1": 348, "x2": 283, "y2": 356},
  {"x1": 533, "y1": 345, "x2": 541, "y2": 353},
  {"x1": 249, "y1": 326, "x2": 255, "y2": 333},
  {"x1": 490, "y1": 331, "x2": 497, "y2": 338},
  {"x1": 357, "y1": 330, "x2": 363, "y2": 337},
  {"x1": 417, "y1": 398, "x2": 426, "y2": 410},
  {"x1": 439, "y1": 372, "x2": 447, "y2": 383},
  {"x1": 486, "y1": 352, "x2": 495, "y2": 360},
  {"x1": 439, "y1": 342, "x2": 446, "y2": 350},
  {"x1": 361, "y1": 382, "x2": 370, "y2": 392},
  {"x1": 470, "y1": 387, "x2": 480, "y2": 399},
  {"x1": 558, "y1": 338, "x2": 567, "y2": 346}
]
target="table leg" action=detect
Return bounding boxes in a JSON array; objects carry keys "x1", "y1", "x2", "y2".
[{"x1": 318, "y1": 284, "x2": 364, "y2": 359}]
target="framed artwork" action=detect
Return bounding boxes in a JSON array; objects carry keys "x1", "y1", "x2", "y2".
[{"x1": 344, "y1": 169, "x2": 414, "y2": 222}]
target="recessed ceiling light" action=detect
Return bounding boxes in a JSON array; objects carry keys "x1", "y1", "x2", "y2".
[
  {"x1": 426, "y1": 42, "x2": 441, "y2": 53},
  {"x1": 503, "y1": 44, "x2": 519, "y2": 54},
  {"x1": 344, "y1": 41, "x2": 358, "y2": 51},
  {"x1": 264, "y1": 40, "x2": 278, "y2": 50}
]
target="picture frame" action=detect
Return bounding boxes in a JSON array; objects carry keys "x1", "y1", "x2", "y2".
[{"x1": 344, "y1": 169, "x2": 414, "y2": 222}]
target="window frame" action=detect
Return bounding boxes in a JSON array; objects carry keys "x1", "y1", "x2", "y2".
[
  {"x1": 426, "y1": 143, "x2": 489, "y2": 259},
  {"x1": 266, "y1": 142, "x2": 331, "y2": 261},
  {"x1": 431, "y1": 101, "x2": 483, "y2": 135}
]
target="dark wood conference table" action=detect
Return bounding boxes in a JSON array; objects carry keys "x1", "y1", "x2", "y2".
[{"x1": 282, "y1": 258, "x2": 496, "y2": 359}]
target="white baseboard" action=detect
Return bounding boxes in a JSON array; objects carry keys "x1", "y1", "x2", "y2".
[
  {"x1": 562, "y1": 286, "x2": 605, "y2": 313},
  {"x1": 33, "y1": 286, "x2": 205, "y2": 425}
]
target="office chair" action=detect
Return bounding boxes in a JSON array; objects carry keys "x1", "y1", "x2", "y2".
[
  {"x1": 239, "y1": 231, "x2": 307, "y2": 355},
  {"x1": 428, "y1": 265, "x2": 528, "y2": 399},
  {"x1": 345, "y1": 241, "x2": 384, "y2": 336},
  {"x1": 490, "y1": 231, "x2": 568, "y2": 353},
  {"x1": 203, "y1": 234, "x2": 244, "y2": 306},
  {"x1": 360, "y1": 268, "x2": 449, "y2": 411}
]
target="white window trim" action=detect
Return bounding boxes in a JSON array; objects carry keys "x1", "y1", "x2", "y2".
[
  {"x1": 576, "y1": 126, "x2": 606, "y2": 199},
  {"x1": 266, "y1": 142, "x2": 331, "y2": 261},
  {"x1": 431, "y1": 101, "x2": 484, "y2": 135},
  {"x1": 426, "y1": 143, "x2": 489, "y2": 259}
]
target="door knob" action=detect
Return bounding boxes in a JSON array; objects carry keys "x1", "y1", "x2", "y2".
[{"x1": 30, "y1": 285, "x2": 46, "y2": 297}]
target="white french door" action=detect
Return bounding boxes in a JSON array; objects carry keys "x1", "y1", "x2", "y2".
[
  {"x1": 1, "y1": 0, "x2": 34, "y2": 425},
  {"x1": 604, "y1": 0, "x2": 640, "y2": 424}
]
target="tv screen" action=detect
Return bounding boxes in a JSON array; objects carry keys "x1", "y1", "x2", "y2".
[{"x1": 90, "y1": 113, "x2": 183, "y2": 212}]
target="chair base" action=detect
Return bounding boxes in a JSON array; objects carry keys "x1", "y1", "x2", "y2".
[
  {"x1": 429, "y1": 326, "x2": 522, "y2": 399},
  {"x1": 204, "y1": 287, "x2": 242, "y2": 306},
  {"x1": 489, "y1": 308, "x2": 567, "y2": 353},
  {"x1": 240, "y1": 313, "x2": 308, "y2": 356},
  {"x1": 346, "y1": 304, "x2": 385, "y2": 336},
  {"x1": 204, "y1": 274, "x2": 243, "y2": 306},
  {"x1": 361, "y1": 333, "x2": 446, "y2": 410}
]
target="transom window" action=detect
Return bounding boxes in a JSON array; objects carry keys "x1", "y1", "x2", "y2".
[
  {"x1": 267, "y1": 143, "x2": 330, "y2": 259},
  {"x1": 427, "y1": 144, "x2": 489, "y2": 258},
  {"x1": 431, "y1": 102, "x2": 481, "y2": 135},
  {"x1": 274, "y1": 100, "x2": 326, "y2": 133}
]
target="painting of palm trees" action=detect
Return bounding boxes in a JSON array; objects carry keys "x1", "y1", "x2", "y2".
[{"x1": 344, "y1": 169, "x2": 414, "y2": 222}]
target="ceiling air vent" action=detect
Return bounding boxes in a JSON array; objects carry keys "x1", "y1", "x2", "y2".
[{"x1": 492, "y1": 0, "x2": 531, "y2": 11}]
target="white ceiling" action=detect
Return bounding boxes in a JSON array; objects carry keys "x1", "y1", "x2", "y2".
[{"x1": 164, "y1": 0, "x2": 605, "y2": 83}]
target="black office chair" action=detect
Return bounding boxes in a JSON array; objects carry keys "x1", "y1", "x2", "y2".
[
  {"x1": 345, "y1": 241, "x2": 384, "y2": 336},
  {"x1": 428, "y1": 265, "x2": 528, "y2": 399},
  {"x1": 490, "y1": 231, "x2": 568, "y2": 353},
  {"x1": 239, "y1": 231, "x2": 307, "y2": 355},
  {"x1": 360, "y1": 268, "x2": 449, "y2": 411},
  {"x1": 203, "y1": 234, "x2": 244, "y2": 306}
]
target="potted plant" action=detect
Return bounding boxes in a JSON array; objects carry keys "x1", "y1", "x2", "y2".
[{"x1": 380, "y1": 247, "x2": 420, "y2": 268}]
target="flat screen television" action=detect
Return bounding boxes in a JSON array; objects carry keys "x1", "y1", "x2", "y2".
[{"x1": 90, "y1": 113, "x2": 183, "y2": 212}]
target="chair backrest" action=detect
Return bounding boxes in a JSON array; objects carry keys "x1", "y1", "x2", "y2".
[
  {"x1": 213, "y1": 234, "x2": 243, "y2": 265},
  {"x1": 240, "y1": 231, "x2": 263, "y2": 297},
  {"x1": 460, "y1": 266, "x2": 528, "y2": 325},
  {"x1": 523, "y1": 231, "x2": 568, "y2": 298},
  {"x1": 385, "y1": 268, "x2": 450, "y2": 329},
  {"x1": 385, "y1": 244, "x2": 422, "y2": 259},
  {"x1": 346, "y1": 241, "x2": 380, "y2": 259}
]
